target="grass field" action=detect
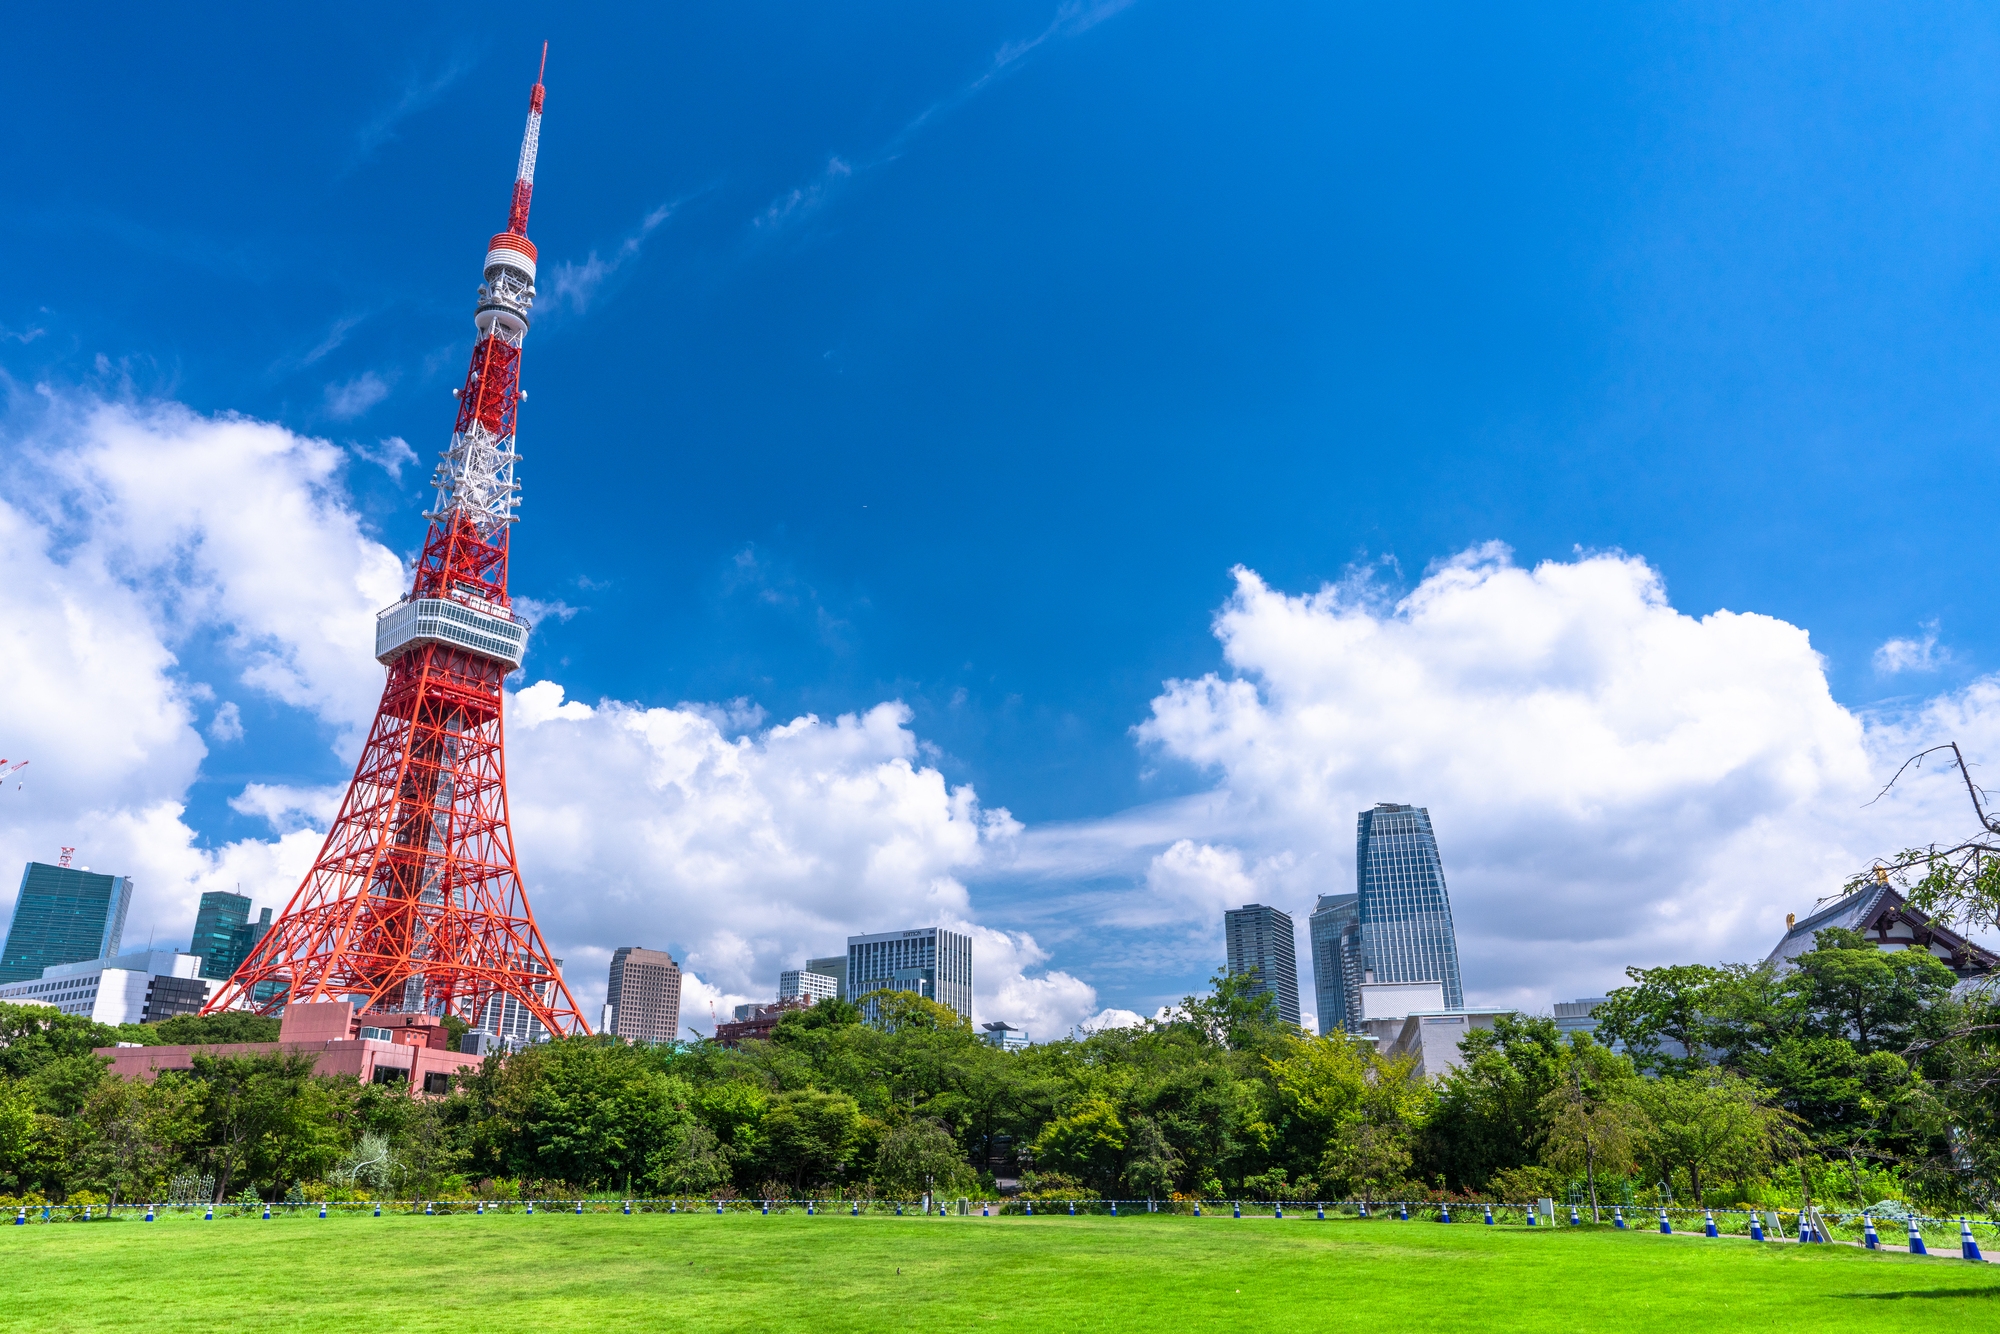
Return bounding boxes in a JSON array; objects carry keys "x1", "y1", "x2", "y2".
[{"x1": 4, "y1": 1210, "x2": 1995, "y2": 1331}]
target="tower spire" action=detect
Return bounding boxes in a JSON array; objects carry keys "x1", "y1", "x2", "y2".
[
  {"x1": 207, "y1": 51, "x2": 586, "y2": 1039},
  {"x1": 507, "y1": 43, "x2": 548, "y2": 237}
]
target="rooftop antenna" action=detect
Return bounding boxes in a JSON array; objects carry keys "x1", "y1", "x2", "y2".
[{"x1": 57, "y1": 847, "x2": 74, "y2": 868}]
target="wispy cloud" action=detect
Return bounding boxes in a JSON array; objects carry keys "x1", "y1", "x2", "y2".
[
  {"x1": 1, "y1": 321, "x2": 46, "y2": 345},
  {"x1": 752, "y1": 0, "x2": 1139, "y2": 234},
  {"x1": 324, "y1": 370, "x2": 395, "y2": 420},
  {"x1": 545, "y1": 198, "x2": 693, "y2": 315},
  {"x1": 351, "y1": 57, "x2": 474, "y2": 169},
  {"x1": 1875, "y1": 620, "x2": 1949, "y2": 675},
  {"x1": 513, "y1": 595, "x2": 582, "y2": 626},
  {"x1": 354, "y1": 434, "x2": 419, "y2": 481},
  {"x1": 754, "y1": 157, "x2": 854, "y2": 232}
]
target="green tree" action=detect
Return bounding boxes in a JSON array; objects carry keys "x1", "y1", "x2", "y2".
[
  {"x1": 190, "y1": 1051, "x2": 340, "y2": 1201},
  {"x1": 1788, "y1": 928, "x2": 1957, "y2": 1054},
  {"x1": 1032, "y1": 1096, "x2": 1127, "y2": 1192},
  {"x1": 759, "y1": 1089, "x2": 862, "y2": 1191},
  {"x1": 78, "y1": 1072, "x2": 201, "y2": 1205},
  {"x1": 1537, "y1": 1041, "x2": 1643, "y2": 1221},
  {"x1": 875, "y1": 1116, "x2": 974, "y2": 1201},
  {"x1": 1635, "y1": 1070, "x2": 1779, "y2": 1205},
  {"x1": 1419, "y1": 1014, "x2": 1568, "y2": 1191},
  {"x1": 1594, "y1": 964, "x2": 1734, "y2": 1074},
  {"x1": 0, "y1": 1003, "x2": 118, "y2": 1079}
]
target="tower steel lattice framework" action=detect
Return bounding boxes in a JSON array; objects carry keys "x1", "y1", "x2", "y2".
[{"x1": 207, "y1": 47, "x2": 588, "y2": 1037}]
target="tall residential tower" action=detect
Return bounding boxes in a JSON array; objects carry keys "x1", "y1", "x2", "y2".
[{"x1": 1224, "y1": 903, "x2": 1301, "y2": 1026}]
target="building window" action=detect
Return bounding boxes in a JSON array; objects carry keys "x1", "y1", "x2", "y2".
[
  {"x1": 371, "y1": 1065, "x2": 410, "y2": 1085},
  {"x1": 423, "y1": 1072, "x2": 450, "y2": 1095}
]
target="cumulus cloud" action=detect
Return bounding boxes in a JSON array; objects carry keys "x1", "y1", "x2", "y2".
[{"x1": 1006, "y1": 546, "x2": 1998, "y2": 1017}]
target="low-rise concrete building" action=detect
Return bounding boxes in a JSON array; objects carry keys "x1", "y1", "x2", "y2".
[
  {"x1": 1352, "y1": 978, "x2": 1510, "y2": 1079},
  {"x1": 96, "y1": 1000, "x2": 480, "y2": 1095}
]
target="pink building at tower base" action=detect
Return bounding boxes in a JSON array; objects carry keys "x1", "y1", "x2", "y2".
[{"x1": 96, "y1": 1001, "x2": 482, "y2": 1094}]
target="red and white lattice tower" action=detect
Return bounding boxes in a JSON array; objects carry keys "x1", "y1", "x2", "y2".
[{"x1": 207, "y1": 46, "x2": 588, "y2": 1037}]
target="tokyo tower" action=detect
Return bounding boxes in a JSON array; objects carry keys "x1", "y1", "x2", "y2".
[{"x1": 207, "y1": 47, "x2": 588, "y2": 1037}]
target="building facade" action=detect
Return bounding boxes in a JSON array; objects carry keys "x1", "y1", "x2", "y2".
[
  {"x1": 980, "y1": 1021, "x2": 1030, "y2": 1051},
  {"x1": 605, "y1": 946, "x2": 683, "y2": 1043},
  {"x1": 0, "y1": 948, "x2": 213, "y2": 1025},
  {"x1": 1765, "y1": 881, "x2": 1998, "y2": 978},
  {"x1": 779, "y1": 968, "x2": 839, "y2": 1005},
  {"x1": 191, "y1": 891, "x2": 252, "y2": 981},
  {"x1": 806, "y1": 954, "x2": 848, "y2": 1000},
  {"x1": 1355, "y1": 804, "x2": 1464, "y2": 1011},
  {"x1": 1224, "y1": 903, "x2": 1301, "y2": 1025},
  {"x1": 1, "y1": 861, "x2": 133, "y2": 984},
  {"x1": 846, "y1": 927, "x2": 974, "y2": 1023},
  {"x1": 474, "y1": 955, "x2": 562, "y2": 1047},
  {"x1": 1308, "y1": 892, "x2": 1361, "y2": 1036}
]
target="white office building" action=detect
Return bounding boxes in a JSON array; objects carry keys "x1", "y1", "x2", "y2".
[
  {"x1": 846, "y1": 926, "x2": 974, "y2": 1023},
  {"x1": 779, "y1": 968, "x2": 839, "y2": 1005},
  {"x1": 0, "y1": 948, "x2": 214, "y2": 1026}
]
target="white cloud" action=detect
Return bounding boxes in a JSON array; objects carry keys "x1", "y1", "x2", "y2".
[
  {"x1": 354, "y1": 435, "x2": 418, "y2": 482},
  {"x1": 545, "y1": 201, "x2": 682, "y2": 316},
  {"x1": 1006, "y1": 547, "x2": 1996, "y2": 1017},
  {"x1": 207, "y1": 701, "x2": 244, "y2": 743},
  {"x1": 229, "y1": 782, "x2": 345, "y2": 835},
  {"x1": 324, "y1": 371, "x2": 394, "y2": 420},
  {"x1": 1875, "y1": 621, "x2": 1947, "y2": 675}
]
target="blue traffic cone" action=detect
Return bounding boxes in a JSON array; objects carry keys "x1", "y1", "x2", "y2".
[
  {"x1": 713, "y1": 1200, "x2": 722, "y2": 1215},
  {"x1": 1317, "y1": 1204, "x2": 1326, "y2": 1220},
  {"x1": 1439, "y1": 1203, "x2": 1450, "y2": 1223},
  {"x1": 623, "y1": 1200, "x2": 630, "y2": 1215},
  {"x1": 318, "y1": 1203, "x2": 326, "y2": 1220},
  {"x1": 1863, "y1": 1215, "x2": 1877, "y2": 1249},
  {"x1": 477, "y1": 1201, "x2": 485, "y2": 1215},
  {"x1": 1704, "y1": 1209, "x2": 1717, "y2": 1238},
  {"x1": 981, "y1": 1204, "x2": 988, "y2": 1217},
  {"x1": 1571, "y1": 1205, "x2": 1582, "y2": 1227},
  {"x1": 1909, "y1": 1216, "x2": 1926, "y2": 1255},
  {"x1": 761, "y1": 1200, "x2": 769, "y2": 1215},
  {"x1": 1399, "y1": 1202, "x2": 1410, "y2": 1221},
  {"x1": 1750, "y1": 1213, "x2": 1763, "y2": 1241},
  {"x1": 261, "y1": 1204, "x2": 270, "y2": 1221},
  {"x1": 204, "y1": 1205, "x2": 214, "y2": 1221},
  {"x1": 529, "y1": 1200, "x2": 538, "y2": 1216},
  {"x1": 1659, "y1": 1208, "x2": 1671, "y2": 1235},
  {"x1": 808, "y1": 1201, "x2": 816, "y2": 1216},
  {"x1": 1961, "y1": 1218, "x2": 1984, "y2": 1261},
  {"x1": 1111, "y1": 1201, "x2": 1118, "y2": 1216},
  {"x1": 13, "y1": 1209, "x2": 22, "y2": 1226},
  {"x1": 1272, "y1": 1203, "x2": 1280, "y2": 1219},
  {"x1": 852, "y1": 1201, "x2": 860, "y2": 1216},
  {"x1": 1484, "y1": 1204, "x2": 1494, "y2": 1225},
  {"x1": 145, "y1": 1205, "x2": 154, "y2": 1223},
  {"x1": 1358, "y1": 1202, "x2": 1369, "y2": 1218},
  {"x1": 1068, "y1": 1201, "x2": 1075, "y2": 1216},
  {"x1": 896, "y1": 1203, "x2": 903, "y2": 1216},
  {"x1": 1527, "y1": 1205, "x2": 1538, "y2": 1227},
  {"x1": 425, "y1": 1202, "x2": 434, "y2": 1216},
  {"x1": 1028, "y1": 1200, "x2": 1036, "y2": 1216},
  {"x1": 1797, "y1": 1214, "x2": 1811, "y2": 1244},
  {"x1": 1233, "y1": 1202, "x2": 1242, "y2": 1218},
  {"x1": 83, "y1": 1206, "x2": 91, "y2": 1221},
  {"x1": 1614, "y1": 1206, "x2": 1626, "y2": 1230},
  {"x1": 669, "y1": 1201, "x2": 677, "y2": 1213},
  {"x1": 575, "y1": 1199, "x2": 583, "y2": 1215},
  {"x1": 939, "y1": 1203, "x2": 947, "y2": 1218}
]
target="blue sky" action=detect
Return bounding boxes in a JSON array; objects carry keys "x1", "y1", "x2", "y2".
[{"x1": 7, "y1": 3, "x2": 2000, "y2": 1031}]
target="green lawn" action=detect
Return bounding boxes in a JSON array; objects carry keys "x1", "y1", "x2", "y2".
[{"x1": 3, "y1": 1210, "x2": 1995, "y2": 1331}]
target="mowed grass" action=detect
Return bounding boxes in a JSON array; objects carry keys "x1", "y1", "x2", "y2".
[{"x1": 3, "y1": 1210, "x2": 1997, "y2": 1332}]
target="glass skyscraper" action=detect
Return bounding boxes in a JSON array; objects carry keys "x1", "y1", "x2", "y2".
[
  {"x1": 1224, "y1": 903, "x2": 1301, "y2": 1026},
  {"x1": 1354, "y1": 803, "x2": 1464, "y2": 1012},
  {"x1": 191, "y1": 890, "x2": 251, "y2": 981},
  {"x1": 1307, "y1": 892, "x2": 1361, "y2": 1036},
  {"x1": 0, "y1": 861, "x2": 133, "y2": 984}
]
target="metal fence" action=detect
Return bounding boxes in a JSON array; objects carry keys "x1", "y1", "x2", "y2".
[{"x1": 6, "y1": 1195, "x2": 1996, "y2": 1253}]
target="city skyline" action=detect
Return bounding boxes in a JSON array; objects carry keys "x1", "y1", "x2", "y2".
[{"x1": 9, "y1": 8, "x2": 2000, "y2": 1037}]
